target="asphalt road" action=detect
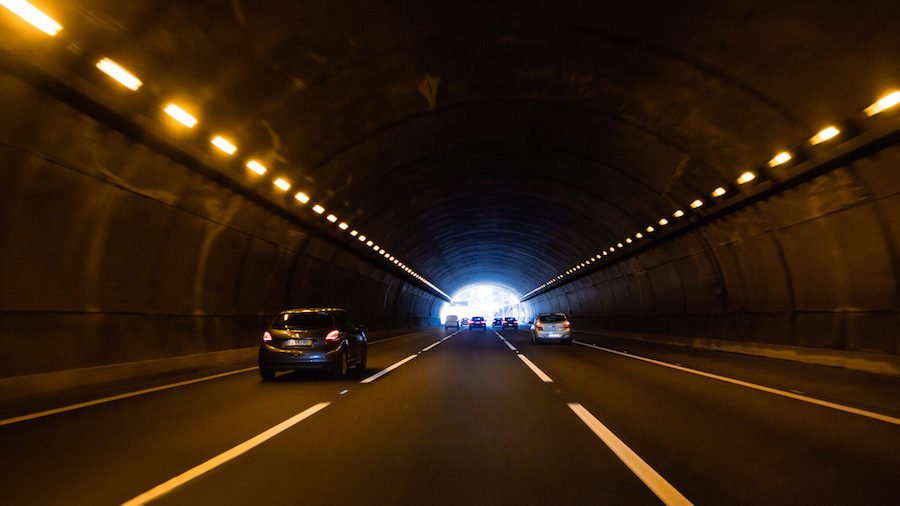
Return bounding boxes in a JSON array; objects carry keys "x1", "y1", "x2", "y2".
[{"x1": 1, "y1": 327, "x2": 898, "y2": 505}]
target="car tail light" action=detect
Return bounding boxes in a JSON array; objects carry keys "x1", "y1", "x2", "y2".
[
  {"x1": 263, "y1": 331, "x2": 272, "y2": 342},
  {"x1": 564, "y1": 321, "x2": 571, "y2": 330},
  {"x1": 535, "y1": 322, "x2": 543, "y2": 330},
  {"x1": 325, "y1": 329, "x2": 340, "y2": 342}
]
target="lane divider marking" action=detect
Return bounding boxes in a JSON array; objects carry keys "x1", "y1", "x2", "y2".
[
  {"x1": 368, "y1": 329, "x2": 443, "y2": 346},
  {"x1": 517, "y1": 354, "x2": 554, "y2": 383},
  {"x1": 421, "y1": 329, "x2": 461, "y2": 353},
  {"x1": 0, "y1": 367, "x2": 258, "y2": 428},
  {"x1": 121, "y1": 401, "x2": 330, "y2": 505},
  {"x1": 496, "y1": 330, "x2": 553, "y2": 382},
  {"x1": 361, "y1": 329, "x2": 461, "y2": 384},
  {"x1": 421, "y1": 341, "x2": 443, "y2": 352},
  {"x1": 568, "y1": 403, "x2": 693, "y2": 506},
  {"x1": 360, "y1": 355, "x2": 418, "y2": 384},
  {"x1": 574, "y1": 341, "x2": 900, "y2": 426}
]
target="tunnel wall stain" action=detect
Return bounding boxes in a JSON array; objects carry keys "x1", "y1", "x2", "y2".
[
  {"x1": 0, "y1": 75, "x2": 440, "y2": 378},
  {"x1": 529, "y1": 148, "x2": 900, "y2": 355}
]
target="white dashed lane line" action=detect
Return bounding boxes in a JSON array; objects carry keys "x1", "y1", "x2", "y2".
[
  {"x1": 360, "y1": 329, "x2": 461, "y2": 384},
  {"x1": 517, "y1": 354, "x2": 554, "y2": 383},
  {"x1": 569, "y1": 403, "x2": 693, "y2": 506},
  {"x1": 495, "y1": 331, "x2": 552, "y2": 382}
]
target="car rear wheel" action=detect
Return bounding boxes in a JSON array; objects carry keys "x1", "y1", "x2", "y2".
[
  {"x1": 259, "y1": 367, "x2": 276, "y2": 381},
  {"x1": 332, "y1": 352, "x2": 348, "y2": 377},
  {"x1": 356, "y1": 347, "x2": 367, "y2": 370}
]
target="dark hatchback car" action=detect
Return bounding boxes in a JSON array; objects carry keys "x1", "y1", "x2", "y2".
[
  {"x1": 258, "y1": 308, "x2": 367, "y2": 381},
  {"x1": 469, "y1": 316, "x2": 487, "y2": 329},
  {"x1": 492, "y1": 317, "x2": 503, "y2": 327},
  {"x1": 502, "y1": 317, "x2": 518, "y2": 329}
]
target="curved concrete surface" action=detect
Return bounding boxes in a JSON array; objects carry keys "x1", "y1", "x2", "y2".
[{"x1": 1, "y1": 0, "x2": 899, "y2": 380}]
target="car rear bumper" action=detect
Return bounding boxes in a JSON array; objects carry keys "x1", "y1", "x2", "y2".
[
  {"x1": 258, "y1": 343, "x2": 342, "y2": 370},
  {"x1": 534, "y1": 331, "x2": 571, "y2": 340}
]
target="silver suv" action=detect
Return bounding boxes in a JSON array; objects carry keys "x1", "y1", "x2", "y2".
[{"x1": 531, "y1": 313, "x2": 571, "y2": 344}]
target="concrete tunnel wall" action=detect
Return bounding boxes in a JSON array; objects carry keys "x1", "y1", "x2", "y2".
[
  {"x1": 0, "y1": 74, "x2": 442, "y2": 379},
  {"x1": 529, "y1": 147, "x2": 900, "y2": 356}
]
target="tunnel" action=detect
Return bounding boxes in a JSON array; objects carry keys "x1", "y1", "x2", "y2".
[{"x1": 1, "y1": 1, "x2": 899, "y2": 505}]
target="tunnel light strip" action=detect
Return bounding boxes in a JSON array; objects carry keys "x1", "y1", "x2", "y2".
[
  {"x1": 768, "y1": 151, "x2": 792, "y2": 167},
  {"x1": 1, "y1": 0, "x2": 62, "y2": 36},
  {"x1": 0, "y1": 3, "x2": 450, "y2": 300},
  {"x1": 246, "y1": 160, "x2": 267, "y2": 175},
  {"x1": 95, "y1": 58, "x2": 142, "y2": 90},
  {"x1": 273, "y1": 178, "x2": 290, "y2": 192},
  {"x1": 736, "y1": 171, "x2": 756, "y2": 185},
  {"x1": 527, "y1": 90, "x2": 899, "y2": 299},
  {"x1": 211, "y1": 136, "x2": 237, "y2": 155},
  {"x1": 864, "y1": 91, "x2": 900, "y2": 117},
  {"x1": 810, "y1": 126, "x2": 840, "y2": 145},
  {"x1": 163, "y1": 103, "x2": 198, "y2": 128},
  {"x1": 7, "y1": 4, "x2": 884, "y2": 304}
]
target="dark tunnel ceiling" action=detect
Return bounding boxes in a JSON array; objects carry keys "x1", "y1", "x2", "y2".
[{"x1": 57, "y1": 0, "x2": 900, "y2": 295}]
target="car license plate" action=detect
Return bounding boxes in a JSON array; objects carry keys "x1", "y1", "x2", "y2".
[
  {"x1": 548, "y1": 333, "x2": 561, "y2": 338},
  {"x1": 283, "y1": 339, "x2": 313, "y2": 347}
]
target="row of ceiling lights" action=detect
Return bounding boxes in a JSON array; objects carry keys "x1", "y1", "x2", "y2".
[
  {"x1": 1, "y1": 1, "x2": 450, "y2": 299},
  {"x1": 522, "y1": 89, "x2": 900, "y2": 299}
]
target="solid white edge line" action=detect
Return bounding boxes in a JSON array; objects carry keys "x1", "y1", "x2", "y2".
[
  {"x1": 0, "y1": 367, "x2": 258, "y2": 427},
  {"x1": 122, "y1": 402, "x2": 331, "y2": 506},
  {"x1": 360, "y1": 354, "x2": 418, "y2": 384},
  {"x1": 517, "y1": 354, "x2": 553, "y2": 382},
  {"x1": 568, "y1": 403, "x2": 692, "y2": 506},
  {"x1": 573, "y1": 341, "x2": 900, "y2": 426}
]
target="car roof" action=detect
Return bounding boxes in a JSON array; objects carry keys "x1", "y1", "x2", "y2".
[{"x1": 281, "y1": 307, "x2": 345, "y2": 314}]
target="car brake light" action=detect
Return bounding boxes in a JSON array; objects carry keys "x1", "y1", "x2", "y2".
[
  {"x1": 325, "y1": 329, "x2": 340, "y2": 342},
  {"x1": 535, "y1": 322, "x2": 543, "y2": 330},
  {"x1": 263, "y1": 331, "x2": 272, "y2": 342},
  {"x1": 564, "y1": 321, "x2": 571, "y2": 330}
]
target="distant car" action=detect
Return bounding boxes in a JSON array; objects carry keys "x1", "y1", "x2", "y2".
[
  {"x1": 531, "y1": 312, "x2": 571, "y2": 344},
  {"x1": 258, "y1": 308, "x2": 368, "y2": 380},
  {"x1": 469, "y1": 316, "x2": 487, "y2": 329},
  {"x1": 502, "y1": 317, "x2": 518, "y2": 329},
  {"x1": 492, "y1": 317, "x2": 503, "y2": 327},
  {"x1": 460, "y1": 317, "x2": 469, "y2": 327},
  {"x1": 444, "y1": 315, "x2": 459, "y2": 329}
]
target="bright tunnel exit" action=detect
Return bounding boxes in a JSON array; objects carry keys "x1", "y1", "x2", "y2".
[{"x1": 439, "y1": 284, "x2": 533, "y2": 324}]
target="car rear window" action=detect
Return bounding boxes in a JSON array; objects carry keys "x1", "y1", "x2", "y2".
[
  {"x1": 472, "y1": 317, "x2": 485, "y2": 321},
  {"x1": 272, "y1": 312, "x2": 334, "y2": 330},
  {"x1": 538, "y1": 314, "x2": 566, "y2": 323}
]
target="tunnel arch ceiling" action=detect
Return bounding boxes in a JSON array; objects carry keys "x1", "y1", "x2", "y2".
[{"x1": 48, "y1": 0, "x2": 900, "y2": 297}]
